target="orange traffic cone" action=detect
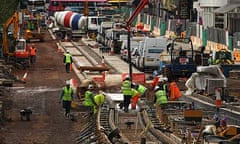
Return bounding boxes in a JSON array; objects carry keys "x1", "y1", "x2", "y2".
[
  {"x1": 101, "y1": 56, "x2": 105, "y2": 67},
  {"x1": 109, "y1": 47, "x2": 114, "y2": 55},
  {"x1": 215, "y1": 88, "x2": 222, "y2": 108},
  {"x1": 64, "y1": 35, "x2": 68, "y2": 42},
  {"x1": 21, "y1": 72, "x2": 28, "y2": 82},
  {"x1": 57, "y1": 46, "x2": 63, "y2": 53},
  {"x1": 70, "y1": 63, "x2": 72, "y2": 71},
  {"x1": 102, "y1": 71, "x2": 106, "y2": 81}
]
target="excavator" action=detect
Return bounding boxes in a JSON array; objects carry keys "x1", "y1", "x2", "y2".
[{"x1": 2, "y1": 11, "x2": 30, "y2": 69}]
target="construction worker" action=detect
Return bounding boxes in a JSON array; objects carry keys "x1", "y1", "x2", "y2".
[
  {"x1": 133, "y1": 82, "x2": 147, "y2": 98},
  {"x1": 131, "y1": 88, "x2": 140, "y2": 109},
  {"x1": 169, "y1": 79, "x2": 182, "y2": 101},
  {"x1": 93, "y1": 92, "x2": 105, "y2": 113},
  {"x1": 154, "y1": 85, "x2": 168, "y2": 109},
  {"x1": 121, "y1": 76, "x2": 132, "y2": 112},
  {"x1": 30, "y1": 44, "x2": 37, "y2": 64},
  {"x1": 208, "y1": 51, "x2": 214, "y2": 65},
  {"x1": 157, "y1": 77, "x2": 168, "y2": 97},
  {"x1": 63, "y1": 50, "x2": 73, "y2": 73},
  {"x1": 83, "y1": 84, "x2": 95, "y2": 108},
  {"x1": 59, "y1": 80, "x2": 74, "y2": 118},
  {"x1": 83, "y1": 85, "x2": 105, "y2": 114}
]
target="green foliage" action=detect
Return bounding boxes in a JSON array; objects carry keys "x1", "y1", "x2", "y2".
[{"x1": 0, "y1": 0, "x2": 19, "y2": 27}]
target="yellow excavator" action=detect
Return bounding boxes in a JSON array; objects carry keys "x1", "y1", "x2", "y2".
[
  {"x1": 23, "y1": 10, "x2": 45, "y2": 42},
  {"x1": 2, "y1": 11, "x2": 30, "y2": 69}
]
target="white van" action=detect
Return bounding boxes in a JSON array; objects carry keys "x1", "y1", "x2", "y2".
[
  {"x1": 135, "y1": 36, "x2": 167, "y2": 70},
  {"x1": 96, "y1": 21, "x2": 113, "y2": 44},
  {"x1": 120, "y1": 37, "x2": 145, "y2": 61}
]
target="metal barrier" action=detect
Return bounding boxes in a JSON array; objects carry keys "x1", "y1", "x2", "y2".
[{"x1": 121, "y1": 73, "x2": 146, "y2": 84}]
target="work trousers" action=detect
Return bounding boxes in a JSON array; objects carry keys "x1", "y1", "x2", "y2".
[
  {"x1": 65, "y1": 63, "x2": 71, "y2": 73},
  {"x1": 123, "y1": 95, "x2": 131, "y2": 112},
  {"x1": 30, "y1": 55, "x2": 36, "y2": 64},
  {"x1": 62, "y1": 100, "x2": 72, "y2": 116}
]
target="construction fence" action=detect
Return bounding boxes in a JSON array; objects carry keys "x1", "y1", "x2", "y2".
[{"x1": 136, "y1": 13, "x2": 240, "y2": 51}]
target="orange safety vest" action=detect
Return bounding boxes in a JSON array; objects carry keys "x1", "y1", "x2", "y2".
[
  {"x1": 30, "y1": 47, "x2": 36, "y2": 56},
  {"x1": 169, "y1": 81, "x2": 182, "y2": 101}
]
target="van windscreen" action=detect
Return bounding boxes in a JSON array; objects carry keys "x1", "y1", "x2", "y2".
[{"x1": 148, "y1": 49, "x2": 164, "y2": 53}]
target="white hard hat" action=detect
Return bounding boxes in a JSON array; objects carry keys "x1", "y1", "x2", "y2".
[
  {"x1": 158, "y1": 78, "x2": 164, "y2": 82},
  {"x1": 154, "y1": 86, "x2": 159, "y2": 91},
  {"x1": 66, "y1": 50, "x2": 70, "y2": 53},
  {"x1": 88, "y1": 84, "x2": 94, "y2": 90},
  {"x1": 162, "y1": 77, "x2": 168, "y2": 82},
  {"x1": 66, "y1": 80, "x2": 70, "y2": 85},
  {"x1": 124, "y1": 75, "x2": 130, "y2": 80}
]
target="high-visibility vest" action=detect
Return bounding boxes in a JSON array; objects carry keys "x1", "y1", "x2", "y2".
[
  {"x1": 27, "y1": 21, "x2": 31, "y2": 30},
  {"x1": 137, "y1": 84, "x2": 147, "y2": 95},
  {"x1": 169, "y1": 82, "x2": 182, "y2": 100},
  {"x1": 93, "y1": 94, "x2": 105, "y2": 114},
  {"x1": 131, "y1": 88, "x2": 140, "y2": 98},
  {"x1": 155, "y1": 90, "x2": 168, "y2": 104},
  {"x1": 30, "y1": 47, "x2": 36, "y2": 56},
  {"x1": 62, "y1": 87, "x2": 73, "y2": 101},
  {"x1": 122, "y1": 80, "x2": 132, "y2": 96},
  {"x1": 94, "y1": 94, "x2": 105, "y2": 106},
  {"x1": 65, "y1": 53, "x2": 71, "y2": 63},
  {"x1": 84, "y1": 91, "x2": 94, "y2": 106}
]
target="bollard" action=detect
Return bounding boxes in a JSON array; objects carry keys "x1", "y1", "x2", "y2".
[{"x1": 20, "y1": 108, "x2": 32, "y2": 121}]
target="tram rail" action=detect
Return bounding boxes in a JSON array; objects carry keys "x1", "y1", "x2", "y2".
[{"x1": 56, "y1": 38, "x2": 240, "y2": 143}]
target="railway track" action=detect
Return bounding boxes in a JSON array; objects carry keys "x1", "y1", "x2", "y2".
[
  {"x1": 99, "y1": 94, "x2": 177, "y2": 144},
  {"x1": 58, "y1": 40, "x2": 119, "y2": 80},
  {"x1": 57, "y1": 39, "x2": 240, "y2": 143}
]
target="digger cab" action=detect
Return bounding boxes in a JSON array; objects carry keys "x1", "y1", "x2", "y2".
[{"x1": 14, "y1": 38, "x2": 29, "y2": 59}]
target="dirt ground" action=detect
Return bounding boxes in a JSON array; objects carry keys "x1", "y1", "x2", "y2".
[{"x1": 0, "y1": 30, "x2": 85, "y2": 144}]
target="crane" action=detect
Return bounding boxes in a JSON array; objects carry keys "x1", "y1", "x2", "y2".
[{"x1": 125, "y1": 0, "x2": 149, "y2": 81}]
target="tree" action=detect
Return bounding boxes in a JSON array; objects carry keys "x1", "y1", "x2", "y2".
[{"x1": 0, "y1": 0, "x2": 18, "y2": 26}]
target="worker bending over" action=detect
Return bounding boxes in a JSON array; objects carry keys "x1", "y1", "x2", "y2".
[
  {"x1": 154, "y1": 85, "x2": 168, "y2": 109},
  {"x1": 83, "y1": 84, "x2": 105, "y2": 114},
  {"x1": 131, "y1": 88, "x2": 140, "y2": 109}
]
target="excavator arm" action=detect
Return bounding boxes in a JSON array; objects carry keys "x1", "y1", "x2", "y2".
[
  {"x1": 2, "y1": 12, "x2": 19, "y2": 56},
  {"x1": 126, "y1": 0, "x2": 149, "y2": 30}
]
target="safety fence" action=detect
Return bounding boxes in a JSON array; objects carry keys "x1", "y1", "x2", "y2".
[{"x1": 135, "y1": 13, "x2": 240, "y2": 51}]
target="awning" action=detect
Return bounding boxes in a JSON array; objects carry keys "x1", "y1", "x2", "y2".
[{"x1": 214, "y1": 4, "x2": 240, "y2": 13}]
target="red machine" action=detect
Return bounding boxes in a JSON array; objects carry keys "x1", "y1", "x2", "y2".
[
  {"x1": 126, "y1": 0, "x2": 149, "y2": 30},
  {"x1": 2, "y1": 11, "x2": 30, "y2": 68}
]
